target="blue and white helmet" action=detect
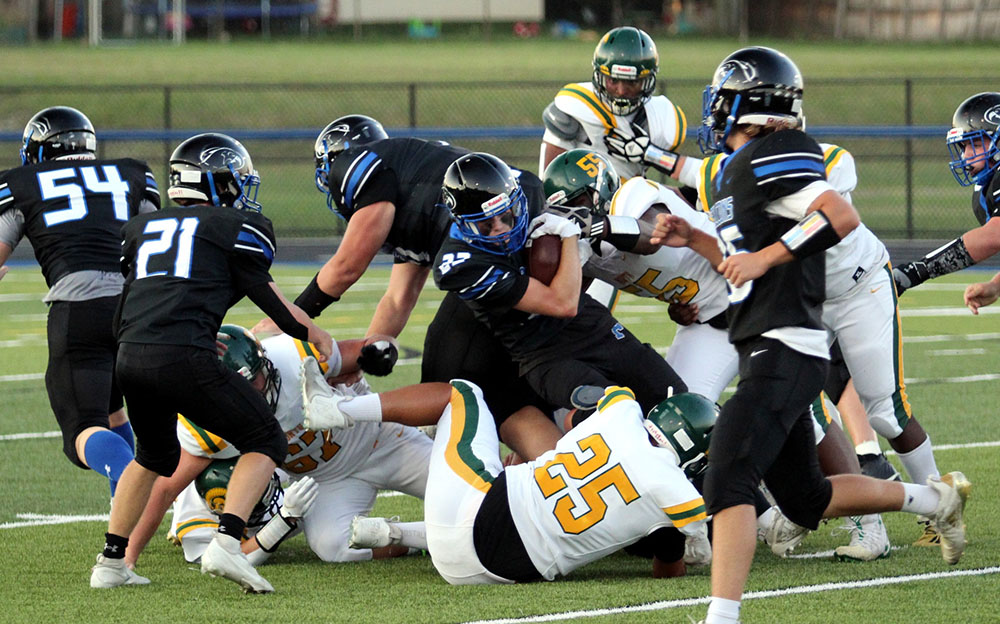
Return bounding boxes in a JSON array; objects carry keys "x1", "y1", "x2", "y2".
[
  {"x1": 441, "y1": 153, "x2": 529, "y2": 255},
  {"x1": 946, "y1": 92, "x2": 1000, "y2": 187}
]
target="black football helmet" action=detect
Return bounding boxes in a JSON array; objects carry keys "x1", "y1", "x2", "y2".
[
  {"x1": 168, "y1": 133, "x2": 261, "y2": 211},
  {"x1": 20, "y1": 106, "x2": 97, "y2": 164},
  {"x1": 441, "y1": 153, "x2": 529, "y2": 255},
  {"x1": 194, "y1": 457, "x2": 282, "y2": 529},
  {"x1": 314, "y1": 115, "x2": 388, "y2": 212},
  {"x1": 698, "y1": 46, "x2": 804, "y2": 154},
  {"x1": 946, "y1": 92, "x2": 1000, "y2": 187}
]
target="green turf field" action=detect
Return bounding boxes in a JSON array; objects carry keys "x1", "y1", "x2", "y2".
[{"x1": 1, "y1": 264, "x2": 997, "y2": 623}]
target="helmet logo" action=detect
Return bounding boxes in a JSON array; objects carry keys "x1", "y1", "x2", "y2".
[
  {"x1": 610, "y1": 64, "x2": 638, "y2": 79},
  {"x1": 984, "y1": 105, "x2": 1000, "y2": 125},
  {"x1": 199, "y1": 147, "x2": 245, "y2": 169},
  {"x1": 482, "y1": 192, "x2": 509, "y2": 212},
  {"x1": 719, "y1": 59, "x2": 757, "y2": 84},
  {"x1": 331, "y1": 123, "x2": 351, "y2": 133},
  {"x1": 29, "y1": 119, "x2": 49, "y2": 138}
]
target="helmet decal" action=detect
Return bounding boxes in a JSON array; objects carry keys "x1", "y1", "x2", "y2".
[
  {"x1": 199, "y1": 146, "x2": 246, "y2": 170},
  {"x1": 985, "y1": 105, "x2": 1000, "y2": 126}
]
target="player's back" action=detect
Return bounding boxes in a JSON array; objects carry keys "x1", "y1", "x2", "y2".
[
  {"x1": 117, "y1": 205, "x2": 275, "y2": 351},
  {"x1": 0, "y1": 158, "x2": 158, "y2": 286}
]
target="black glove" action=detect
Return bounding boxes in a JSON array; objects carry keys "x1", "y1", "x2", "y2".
[
  {"x1": 892, "y1": 261, "x2": 929, "y2": 296},
  {"x1": 357, "y1": 340, "x2": 398, "y2": 376},
  {"x1": 542, "y1": 203, "x2": 598, "y2": 239}
]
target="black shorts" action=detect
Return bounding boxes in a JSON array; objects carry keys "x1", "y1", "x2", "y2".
[
  {"x1": 523, "y1": 319, "x2": 687, "y2": 414},
  {"x1": 823, "y1": 340, "x2": 850, "y2": 404},
  {"x1": 473, "y1": 472, "x2": 543, "y2": 582},
  {"x1": 45, "y1": 296, "x2": 124, "y2": 468},
  {"x1": 422, "y1": 292, "x2": 552, "y2": 426},
  {"x1": 116, "y1": 343, "x2": 286, "y2": 476},
  {"x1": 703, "y1": 338, "x2": 833, "y2": 530}
]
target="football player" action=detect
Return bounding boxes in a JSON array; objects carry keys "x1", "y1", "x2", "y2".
[
  {"x1": 125, "y1": 325, "x2": 428, "y2": 569},
  {"x1": 283, "y1": 115, "x2": 563, "y2": 461},
  {"x1": 539, "y1": 26, "x2": 686, "y2": 181},
  {"x1": 90, "y1": 133, "x2": 333, "y2": 594},
  {"x1": 652, "y1": 47, "x2": 971, "y2": 624},
  {"x1": 433, "y1": 152, "x2": 687, "y2": 413},
  {"x1": 308, "y1": 381, "x2": 713, "y2": 582},
  {"x1": 892, "y1": 92, "x2": 1000, "y2": 305}
]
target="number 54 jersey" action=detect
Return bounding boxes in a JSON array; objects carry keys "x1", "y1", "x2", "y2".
[{"x1": 503, "y1": 390, "x2": 707, "y2": 580}]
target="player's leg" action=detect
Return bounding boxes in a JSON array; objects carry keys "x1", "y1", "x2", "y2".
[
  {"x1": 304, "y1": 476, "x2": 381, "y2": 561},
  {"x1": 664, "y1": 323, "x2": 738, "y2": 402}
]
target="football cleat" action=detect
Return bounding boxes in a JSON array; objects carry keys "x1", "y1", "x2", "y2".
[
  {"x1": 858, "y1": 453, "x2": 902, "y2": 481},
  {"x1": 301, "y1": 356, "x2": 354, "y2": 430},
  {"x1": 201, "y1": 534, "x2": 274, "y2": 594},
  {"x1": 925, "y1": 471, "x2": 971, "y2": 565},
  {"x1": 913, "y1": 518, "x2": 942, "y2": 547},
  {"x1": 834, "y1": 515, "x2": 891, "y2": 562},
  {"x1": 765, "y1": 509, "x2": 811, "y2": 557},
  {"x1": 90, "y1": 554, "x2": 150, "y2": 588},
  {"x1": 348, "y1": 516, "x2": 400, "y2": 549}
]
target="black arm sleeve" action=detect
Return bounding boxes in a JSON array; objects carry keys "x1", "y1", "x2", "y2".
[{"x1": 245, "y1": 283, "x2": 311, "y2": 341}]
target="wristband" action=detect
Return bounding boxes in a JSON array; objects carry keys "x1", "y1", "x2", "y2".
[
  {"x1": 592, "y1": 215, "x2": 641, "y2": 251},
  {"x1": 294, "y1": 274, "x2": 340, "y2": 318},
  {"x1": 254, "y1": 512, "x2": 296, "y2": 553},
  {"x1": 779, "y1": 210, "x2": 841, "y2": 259},
  {"x1": 923, "y1": 237, "x2": 975, "y2": 279},
  {"x1": 643, "y1": 144, "x2": 680, "y2": 176}
]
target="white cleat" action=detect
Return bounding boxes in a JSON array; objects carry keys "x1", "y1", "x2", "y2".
[
  {"x1": 834, "y1": 514, "x2": 891, "y2": 562},
  {"x1": 765, "y1": 509, "x2": 811, "y2": 557},
  {"x1": 201, "y1": 534, "x2": 274, "y2": 594},
  {"x1": 90, "y1": 554, "x2": 151, "y2": 588},
  {"x1": 926, "y1": 471, "x2": 972, "y2": 565},
  {"x1": 683, "y1": 525, "x2": 712, "y2": 567},
  {"x1": 301, "y1": 356, "x2": 354, "y2": 430},
  {"x1": 348, "y1": 515, "x2": 400, "y2": 549}
]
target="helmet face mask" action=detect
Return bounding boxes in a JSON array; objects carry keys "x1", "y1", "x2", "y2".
[
  {"x1": 441, "y1": 153, "x2": 530, "y2": 255},
  {"x1": 20, "y1": 106, "x2": 97, "y2": 165},
  {"x1": 946, "y1": 92, "x2": 1000, "y2": 186},
  {"x1": 313, "y1": 115, "x2": 388, "y2": 214},
  {"x1": 195, "y1": 458, "x2": 282, "y2": 528},
  {"x1": 542, "y1": 149, "x2": 620, "y2": 217},
  {"x1": 643, "y1": 393, "x2": 719, "y2": 480},
  {"x1": 218, "y1": 324, "x2": 281, "y2": 413},
  {"x1": 697, "y1": 47, "x2": 804, "y2": 154},
  {"x1": 168, "y1": 133, "x2": 262, "y2": 211},
  {"x1": 592, "y1": 27, "x2": 659, "y2": 116}
]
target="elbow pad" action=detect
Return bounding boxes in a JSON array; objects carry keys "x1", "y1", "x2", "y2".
[{"x1": 779, "y1": 210, "x2": 841, "y2": 259}]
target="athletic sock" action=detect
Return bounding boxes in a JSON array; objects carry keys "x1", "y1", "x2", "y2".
[
  {"x1": 339, "y1": 393, "x2": 383, "y2": 423},
  {"x1": 900, "y1": 482, "x2": 939, "y2": 515},
  {"x1": 705, "y1": 597, "x2": 742, "y2": 623},
  {"x1": 896, "y1": 435, "x2": 940, "y2": 485},
  {"x1": 83, "y1": 429, "x2": 134, "y2": 497},
  {"x1": 217, "y1": 513, "x2": 247, "y2": 540},
  {"x1": 103, "y1": 532, "x2": 129, "y2": 559},
  {"x1": 854, "y1": 439, "x2": 881, "y2": 456},
  {"x1": 110, "y1": 420, "x2": 136, "y2": 454},
  {"x1": 393, "y1": 521, "x2": 427, "y2": 550}
]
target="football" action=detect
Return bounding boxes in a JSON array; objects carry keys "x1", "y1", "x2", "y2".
[{"x1": 528, "y1": 234, "x2": 561, "y2": 285}]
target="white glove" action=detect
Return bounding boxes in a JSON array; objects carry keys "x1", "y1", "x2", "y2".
[
  {"x1": 529, "y1": 212, "x2": 581, "y2": 240},
  {"x1": 604, "y1": 125, "x2": 650, "y2": 163},
  {"x1": 577, "y1": 239, "x2": 594, "y2": 267},
  {"x1": 280, "y1": 476, "x2": 318, "y2": 520}
]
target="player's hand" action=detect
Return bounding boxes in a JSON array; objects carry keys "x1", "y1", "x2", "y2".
[
  {"x1": 604, "y1": 125, "x2": 650, "y2": 163},
  {"x1": 529, "y1": 212, "x2": 581, "y2": 240},
  {"x1": 280, "y1": 476, "x2": 319, "y2": 520},
  {"x1": 543, "y1": 203, "x2": 597, "y2": 239},
  {"x1": 0, "y1": 266, "x2": 8, "y2": 282},
  {"x1": 357, "y1": 335, "x2": 399, "y2": 376},
  {"x1": 650, "y1": 213, "x2": 693, "y2": 247},
  {"x1": 215, "y1": 331, "x2": 231, "y2": 357},
  {"x1": 668, "y1": 302, "x2": 700, "y2": 326},
  {"x1": 718, "y1": 251, "x2": 766, "y2": 288},
  {"x1": 252, "y1": 317, "x2": 282, "y2": 339},
  {"x1": 964, "y1": 280, "x2": 1000, "y2": 315},
  {"x1": 310, "y1": 328, "x2": 334, "y2": 361},
  {"x1": 892, "y1": 261, "x2": 928, "y2": 296}
]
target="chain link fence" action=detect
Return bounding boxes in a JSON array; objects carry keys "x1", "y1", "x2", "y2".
[{"x1": 0, "y1": 77, "x2": 993, "y2": 241}]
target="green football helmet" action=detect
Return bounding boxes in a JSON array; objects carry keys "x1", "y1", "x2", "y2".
[
  {"x1": 592, "y1": 26, "x2": 659, "y2": 116},
  {"x1": 194, "y1": 457, "x2": 283, "y2": 528},
  {"x1": 218, "y1": 324, "x2": 281, "y2": 413},
  {"x1": 542, "y1": 149, "x2": 620, "y2": 217},
  {"x1": 644, "y1": 392, "x2": 719, "y2": 479}
]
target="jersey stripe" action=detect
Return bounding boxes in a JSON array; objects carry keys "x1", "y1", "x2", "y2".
[
  {"x1": 458, "y1": 267, "x2": 506, "y2": 300},
  {"x1": 886, "y1": 262, "x2": 914, "y2": 423},
  {"x1": 444, "y1": 381, "x2": 494, "y2": 493},
  {"x1": 698, "y1": 154, "x2": 725, "y2": 213},
  {"x1": 670, "y1": 104, "x2": 688, "y2": 151},
  {"x1": 175, "y1": 518, "x2": 219, "y2": 540},
  {"x1": 341, "y1": 151, "x2": 381, "y2": 211},
  {"x1": 557, "y1": 85, "x2": 616, "y2": 130},
  {"x1": 663, "y1": 498, "x2": 708, "y2": 527},
  {"x1": 293, "y1": 338, "x2": 330, "y2": 374},
  {"x1": 0, "y1": 184, "x2": 12, "y2": 207},
  {"x1": 823, "y1": 146, "x2": 845, "y2": 176},
  {"x1": 596, "y1": 386, "x2": 636, "y2": 412},
  {"x1": 753, "y1": 158, "x2": 826, "y2": 179},
  {"x1": 178, "y1": 415, "x2": 227, "y2": 454}
]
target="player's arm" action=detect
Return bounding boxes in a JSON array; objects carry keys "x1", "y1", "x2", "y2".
[
  {"x1": 0, "y1": 242, "x2": 11, "y2": 281},
  {"x1": 365, "y1": 262, "x2": 430, "y2": 338},
  {"x1": 245, "y1": 476, "x2": 318, "y2": 565},
  {"x1": 248, "y1": 282, "x2": 333, "y2": 360},
  {"x1": 893, "y1": 218, "x2": 999, "y2": 295},
  {"x1": 720, "y1": 190, "x2": 860, "y2": 288},
  {"x1": 965, "y1": 271, "x2": 1000, "y2": 314},
  {"x1": 516, "y1": 214, "x2": 583, "y2": 317},
  {"x1": 650, "y1": 213, "x2": 724, "y2": 268},
  {"x1": 0, "y1": 207, "x2": 25, "y2": 282},
  {"x1": 125, "y1": 450, "x2": 211, "y2": 568}
]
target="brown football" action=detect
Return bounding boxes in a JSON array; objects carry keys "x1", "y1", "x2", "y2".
[{"x1": 528, "y1": 234, "x2": 561, "y2": 285}]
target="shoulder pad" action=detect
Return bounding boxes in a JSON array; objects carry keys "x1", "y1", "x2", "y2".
[
  {"x1": 554, "y1": 83, "x2": 617, "y2": 131},
  {"x1": 608, "y1": 177, "x2": 664, "y2": 218},
  {"x1": 819, "y1": 144, "x2": 857, "y2": 196},
  {"x1": 642, "y1": 96, "x2": 688, "y2": 151},
  {"x1": 542, "y1": 101, "x2": 583, "y2": 140}
]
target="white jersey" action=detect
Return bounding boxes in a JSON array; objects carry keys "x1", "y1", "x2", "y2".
[
  {"x1": 541, "y1": 82, "x2": 686, "y2": 179},
  {"x1": 176, "y1": 334, "x2": 380, "y2": 482},
  {"x1": 585, "y1": 177, "x2": 729, "y2": 322},
  {"x1": 679, "y1": 143, "x2": 888, "y2": 299},
  {"x1": 505, "y1": 388, "x2": 706, "y2": 580}
]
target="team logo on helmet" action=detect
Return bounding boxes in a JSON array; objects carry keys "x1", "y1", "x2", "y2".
[
  {"x1": 331, "y1": 123, "x2": 351, "y2": 133},
  {"x1": 199, "y1": 146, "x2": 245, "y2": 169},
  {"x1": 719, "y1": 59, "x2": 757, "y2": 84},
  {"x1": 28, "y1": 120, "x2": 49, "y2": 138},
  {"x1": 984, "y1": 105, "x2": 1000, "y2": 125}
]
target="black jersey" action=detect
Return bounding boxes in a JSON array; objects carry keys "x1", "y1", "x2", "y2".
[
  {"x1": 0, "y1": 158, "x2": 159, "y2": 287},
  {"x1": 117, "y1": 206, "x2": 276, "y2": 351},
  {"x1": 970, "y1": 171, "x2": 1000, "y2": 226},
  {"x1": 327, "y1": 138, "x2": 469, "y2": 266},
  {"x1": 708, "y1": 130, "x2": 827, "y2": 343}
]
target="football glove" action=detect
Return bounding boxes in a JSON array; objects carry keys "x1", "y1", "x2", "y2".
[
  {"x1": 892, "y1": 261, "x2": 929, "y2": 296},
  {"x1": 542, "y1": 203, "x2": 598, "y2": 240},
  {"x1": 604, "y1": 125, "x2": 649, "y2": 163},
  {"x1": 357, "y1": 339, "x2": 398, "y2": 377},
  {"x1": 280, "y1": 476, "x2": 318, "y2": 520},
  {"x1": 529, "y1": 212, "x2": 581, "y2": 240}
]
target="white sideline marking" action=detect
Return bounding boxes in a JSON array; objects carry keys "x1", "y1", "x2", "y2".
[
  {"x1": 0, "y1": 373, "x2": 44, "y2": 383},
  {"x1": 0, "y1": 431, "x2": 60, "y2": 441},
  {"x1": 0, "y1": 513, "x2": 109, "y2": 530},
  {"x1": 461, "y1": 567, "x2": 1000, "y2": 624},
  {"x1": 0, "y1": 293, "x2": 38, "y2": 302},
  {"x1": 928, "y1": 348, "x2": 987, "y2": 356},
  {"x1": 903, "y1": 306, "x2": 1000, "y2": 317},
  {"x1": 907, "y1": 332, "x2": 1000, "y2": 343}
]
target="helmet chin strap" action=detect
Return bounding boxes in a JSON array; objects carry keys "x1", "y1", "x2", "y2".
[
  {"x1": 205, "y1": 170, "x2": 220, "y2": 206},
  {"x1": 720, "y1": 93, "x2": 742, "y2": 153}
]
